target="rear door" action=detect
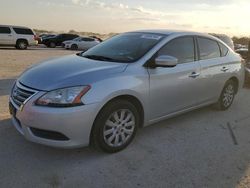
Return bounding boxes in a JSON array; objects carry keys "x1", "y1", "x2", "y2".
[
  {"x1": 12, "y1": 27, "x2": 35, "y2": 44},
  {"x1": 196, "y1": 37, "x2": 230, "y2": 104},
  {"x1": 148, "y1": 36, "x2": 202, "y2": 120},
  {"x1": 0, "y1": 26, "x2": 14, "y2": 45},
  {"x1": 80, "y1": 38, "x2": 96, "y2": 49}
]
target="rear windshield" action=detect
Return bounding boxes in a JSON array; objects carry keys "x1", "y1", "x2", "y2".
[
  {"x1": 81, "y1": 32, "x2": 165, "y2": 63},
  {"x1": 13, "y1": 28, "x2": 34, "y2": 35}
]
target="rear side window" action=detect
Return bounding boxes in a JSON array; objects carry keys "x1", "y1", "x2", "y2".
[
  {"x1": 0, "y1": 27, "x2": 11, "y2": 34},
  {"x1": 13, "y1": 28, "x2": 34, "y2": 35},
  {"x1": 198, "y1": 37, "x2": 220, "y2": 60},
  {"x1": 218, "y1": 42, "x2": 229, "y2": 57},
  {"x1": 158, "y1": 37, "x2": 195, "y2": 64}
]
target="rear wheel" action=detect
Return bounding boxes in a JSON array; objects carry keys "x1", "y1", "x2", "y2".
[
  {"x1": 16, "y1": 40, "x2": 28, "y2": 50},
  {"x1": 92, "y1": 100, "x2": 139, "y2": 153},
  {"x1": 71, "y1": 44, "x2": 78, "y2": 50},
  {"x1": 216, "y1": 80, "x2": 236, "y2": 110}
]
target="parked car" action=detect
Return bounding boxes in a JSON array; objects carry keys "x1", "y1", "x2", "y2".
[
  {"x1": 9, "y1": 30, "x2": 244, "y2": 152},
  {"x1": 238, "y1": 47, "x2": 250, "y2": 86},
  {"x1": 0, "y1": 25, "x2": 38, "y2": 49},
  {"x1": 42, "y1": 33, "x2": 79, "y2": 48},
  {"x1": 245, "y1": 63, "x2": 250, "y2": 86},
  {"x1": 62, "y1": 37, "x2": 100, "y2": 50},
  {"x1": 210, "y1": 33, "x2": 234, "y2": 50},
  {"x1": 37, "y1": 34, "x2": 56, "y2": 44},
  {"x1": 236, "y1": 48, "x2": 248, "y2": 60}
]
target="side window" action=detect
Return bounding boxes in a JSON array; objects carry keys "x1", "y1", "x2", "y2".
[
  {"x1": 67, "y1": 35, "x2": 75, "y2": 39},
  {"x1": 0, "y1": 27, "x2": 11, "y2": 34},
  {"x1": 82, "y1": 38, "x2": 94, "y2": 42},
  {"x1": 13, "y1": 28, "x2": 34, "y2": 35},
  {"x1": 218, "y1": 42, "x2": 229, "y2": 57},
  {"x1": 158, "y1": 37, "x2": 195, "y2": 64},
  {"x1": 198, "y1": 37, "x2": 220, "y2": 60}
]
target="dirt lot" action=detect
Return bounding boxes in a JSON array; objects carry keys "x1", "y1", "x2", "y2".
[{"x1": 0, "y1": 47, "x2": 250, "y2": 188}]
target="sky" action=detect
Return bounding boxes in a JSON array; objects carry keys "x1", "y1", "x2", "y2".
[{"x1": 0, "y1": 0, "x2": 249, "y2": 36}]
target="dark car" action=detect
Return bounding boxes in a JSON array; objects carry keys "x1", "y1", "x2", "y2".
[
  {"x1": 37, "y1": 34, "x2": 56, "y2": 44},
  {"x1": 238, "y1": 46, "x2": 250, "y2": 87},
  {"x1": 42, "y1": 33, "x2": 79, "y2": 48},
  {"x1": 236, "y1": 48, "x2": 248, "y2": 60},
  {"x1": 245, "y1": 62, "x2": 250, "y2": 87}
]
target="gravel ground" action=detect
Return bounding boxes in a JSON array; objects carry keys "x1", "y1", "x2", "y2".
[{"x1": 0, "y1": 46, "x2": 250, "y2": 188}]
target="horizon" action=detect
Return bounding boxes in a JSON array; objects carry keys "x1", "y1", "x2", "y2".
[{"x1": 1, "y1": 0, "x2": 250, "y2": 37}]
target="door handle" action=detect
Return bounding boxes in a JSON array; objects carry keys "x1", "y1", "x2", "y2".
[
  {"x1": 221, "y1": 67, "x2": 229, "y2": 72},
  {"x1": 8, "y1": 35, "x2": 12, "y2": 37},
  {"x1": 189, "y1": 72, "x2": 200, "y2": 78}
]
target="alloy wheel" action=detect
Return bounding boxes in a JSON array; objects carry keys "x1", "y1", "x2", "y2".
[
  {"x1": 222, "y1": 84, "x2": 235, "y2": 108},
  {"x1": 103, "y1": 109, "x2": 135, "y2": 147}
]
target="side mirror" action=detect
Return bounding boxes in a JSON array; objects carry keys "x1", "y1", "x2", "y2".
[{"x1": 155, "y1": 55, "x2": 178, "y2": 67}]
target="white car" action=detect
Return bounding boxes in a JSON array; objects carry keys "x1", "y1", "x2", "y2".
[
  {"x1": 63, "y1": 37, "x2": 100, "y2": 51},
  {"x1": 0, "y1": 25, "x2": 38, "y2": 49}
]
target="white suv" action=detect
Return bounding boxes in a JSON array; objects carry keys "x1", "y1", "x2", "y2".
[{"x1": 0, "y1": 25, "x2": 38, "y2": 49}]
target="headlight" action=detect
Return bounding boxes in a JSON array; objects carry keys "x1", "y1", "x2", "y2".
[{"x1": 36, "y1": 86, "x2": 91, "y2": 107}]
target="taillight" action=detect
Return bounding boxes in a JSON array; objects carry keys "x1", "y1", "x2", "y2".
[{"x1": 34, "y1": 35, "x2": 39, "y2": 40}]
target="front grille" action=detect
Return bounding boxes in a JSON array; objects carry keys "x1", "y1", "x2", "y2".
[{"x1": 11, "y1": 82, "x2": 37, "y2": 108}]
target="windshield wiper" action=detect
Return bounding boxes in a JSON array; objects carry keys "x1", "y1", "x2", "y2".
[{"x1": 82, "y1": 55, "x2": 117, "y2": 62}]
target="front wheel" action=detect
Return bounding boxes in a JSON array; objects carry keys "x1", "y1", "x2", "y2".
[
  {"x1": 70, "y1": 44, "x2": 78, "y2": 50},
  {"x1": 216, "y1": 80, "x2": 236, "y2": 110},
  {"x1": 92, "y1": 100, "x2": 140, "y2": 153}
]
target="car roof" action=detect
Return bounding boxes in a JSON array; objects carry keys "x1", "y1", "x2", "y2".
[
  {"x1": 128, "y1": 29, "x2": 231, "y2": 48},
  {"x1": 0, "y1": 25, "x2": 31, "y2": 29},
  {"x1": 128, "y1": 29, "x2": 222, "y2": 40}
]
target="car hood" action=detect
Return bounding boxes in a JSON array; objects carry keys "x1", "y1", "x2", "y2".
[{"x1": 18, "y1": 54, "x2": 128, "y2": 91}]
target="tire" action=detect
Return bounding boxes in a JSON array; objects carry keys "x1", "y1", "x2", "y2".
[
  {"x1": 49, "y1": 42, "x2": 56, "y2": 48},
  {"x1": 92, "y1": 99, "x2": 140, "y2": 153},
  {"x1": 16, "y1": 40, "x2": 28, "y2": 50},
  {"x1": 216, "y1": 80, "x2": 236, "y2": 111},
  {"x1": 71, "y1": 44, "x2": 78, "y2": 50}
]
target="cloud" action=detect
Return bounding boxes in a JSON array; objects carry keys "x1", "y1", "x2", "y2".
[{"x1": 65, "y1": 0, "x2": 250, "y2": 35}]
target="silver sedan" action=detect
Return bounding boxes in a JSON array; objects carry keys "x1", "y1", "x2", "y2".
[
  {"x1": 9, "y1": 30, "x2": 245, "y2": 152},
  {"x1": 63, "y1": 37, "x2": 100, "y2": 50}
]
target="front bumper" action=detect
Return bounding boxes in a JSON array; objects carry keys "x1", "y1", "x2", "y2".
[{"x1": 9, "y1": 92, "x2": 99, "y2": 148}]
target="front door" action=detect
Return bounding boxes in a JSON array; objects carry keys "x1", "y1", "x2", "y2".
[{"x1": 148, "y1": 36, "x2": 202, "y2": 120}]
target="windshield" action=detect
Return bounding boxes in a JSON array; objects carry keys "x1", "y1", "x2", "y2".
[
  {"x1": 80, "y1": 32, "x2": 165, "y2": 63},
  {"x1": 73, "y1": 37, "x2": 82, "y2": 41}
]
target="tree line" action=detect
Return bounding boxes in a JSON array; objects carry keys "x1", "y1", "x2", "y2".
[{"x1": 232, "y1": 36, "x2": 250, "y2": 45}]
